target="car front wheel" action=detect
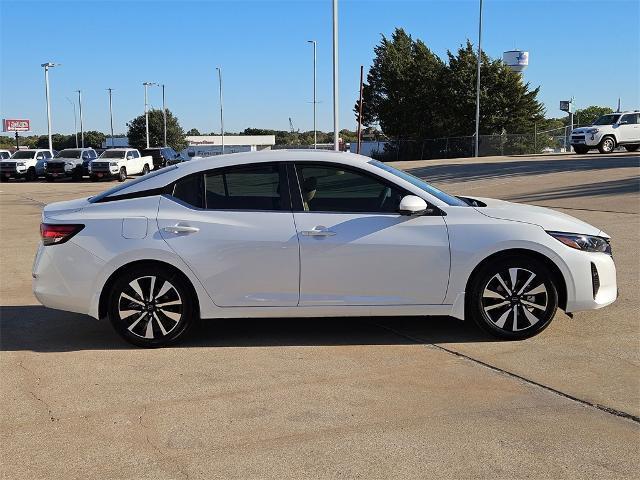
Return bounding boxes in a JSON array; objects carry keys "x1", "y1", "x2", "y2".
[
  {"x1": 108, "y1": 266, "x2": 194, "y2": 347},
  {"x1": 598, "y1": 136, "x2": 616, "y2": 154},
  {"x1": 118, "y1": 167, "x2": 127, "y2": 182},
  {"x1": 467, "y1": 257, "x2": 559, "y2": 339}
]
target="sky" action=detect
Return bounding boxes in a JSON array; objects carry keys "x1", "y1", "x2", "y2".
[{"x1": 1, "y1": 0, "x2": 639, "y2": 137}]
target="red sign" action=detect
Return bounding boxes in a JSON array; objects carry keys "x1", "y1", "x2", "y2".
[{"x1": 3, "y1": 119, "x2": 30, "y2": 132}]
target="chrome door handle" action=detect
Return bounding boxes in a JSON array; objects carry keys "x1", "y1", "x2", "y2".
[
  {"x1": 163, "y1": 224, "x2": 200, "y2": 234},
  {"x1": 301, "y1": 226, "x2": 336, "y2": 237}
]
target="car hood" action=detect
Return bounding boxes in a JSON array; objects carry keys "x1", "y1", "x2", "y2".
[{"x1": 470, "y1": 197, "x2": 605, "y2": 237}]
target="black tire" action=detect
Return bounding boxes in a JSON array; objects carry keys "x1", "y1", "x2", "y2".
[
  {"x1": 142, "y1": 164, "x2": 150, "y2": 175},
  {"x1": 25, "y1": 168, "x2": 37, "y2": 182},
  {"x1": 118, "y1": 167, "x2": 127, "y2": 182},
  {"x1": 0, "y1": 176, "x2": 8, "y2": 182},
  {"x1": 624, "y1": 144, "x2": 639, "y2": 152},
  {"x1": 467, "y1": 256, "x2": 559, "y2": 340},
  {"x1": 598, "y1": 136, "x2": 616, "y2": 154},
  {"x1": 90, "y1": 175, "x2": 100, "y2": 182},
  {"x1": 72, "y1": 168, "x2": 83, "y2": 181},
  {"x1": 107, "y1": 265, "x2": 195, "y2": 347},
  {"x1": 45, "y1": 175, "x2": 55, "y2": 182},
  {"x1": 573, "y1": 145, "x2": 589, "y2": 154}
]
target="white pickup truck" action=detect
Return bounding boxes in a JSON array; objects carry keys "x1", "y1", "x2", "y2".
[
  {"x1": 0, "y1": 149, "x2": 53, "y2": 181},
  {"x1": 88, "y1": 148, "x2": 153, "y2": 182}
]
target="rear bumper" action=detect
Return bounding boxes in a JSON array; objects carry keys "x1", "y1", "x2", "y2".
[{"x1": 32, "y1": 241, "x2": 106, "y2": 316}]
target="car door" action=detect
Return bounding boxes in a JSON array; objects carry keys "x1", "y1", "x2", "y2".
[
  {"x1": 126, "y1": 150, "x2": 142, "y2": 174},
  {"x1": 290, "y1": 162, "x2": 450, "y2": 306},
  {"x1": 157, "y1": 162, "x2": 300, "y2": 307},
  {"x1": 619, "y1": 113, "x2": 640, "y2": 142}
]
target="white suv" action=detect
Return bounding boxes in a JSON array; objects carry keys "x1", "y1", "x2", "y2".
[{"x1": 570, "y1": 111, "x2": 640, "y2": 154}]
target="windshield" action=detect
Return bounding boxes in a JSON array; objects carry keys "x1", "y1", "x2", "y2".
[
  {"x1": 11, "y1": 151, "x2": 36, "y2": 159},
  {"x1": 592, "y1": 114, "x2": 620, "y2": 125},
  {"x1": 88, "y1": 166, "x2": 178, "y2": 203},
  {"x1": 56, "y1": 149, "x2": 82, "y2": 159},
  {"x1": 100, "y1": 150, "x2": 125, "y2": 159},
  {"x1": 369, "y1": 160, "x2": 468, "y2": 207}
]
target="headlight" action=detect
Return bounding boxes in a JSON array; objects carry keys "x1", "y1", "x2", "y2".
[
  {"x1": 547, "y1": 231, "x2": 611, "y2": 255},
  {"x1": 110, "y1": 162, "x2": 118, "y2": 167},
  {"x1": 587, "y1": 128, "x2": 599, "y2": 134},
  {"x1": 16, "y1": 162, "x2": 26, "y2": 167}
]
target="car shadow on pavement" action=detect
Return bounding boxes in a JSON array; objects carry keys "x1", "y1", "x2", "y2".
[{"x1": 0, "y1": 305, "x2": 494, "y2": 352}]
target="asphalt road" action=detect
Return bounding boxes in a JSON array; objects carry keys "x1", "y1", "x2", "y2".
[{"x1": 1, "y1": 152, "x2": 638, "y2": 479}]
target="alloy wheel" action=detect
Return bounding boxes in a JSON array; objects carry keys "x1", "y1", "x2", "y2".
[
  {"x1": 117, "y1": 275, "x2": 183, "y2": 340},
  {"x1": 480, "y1": 267, "x2": 548, "y2": 333}
]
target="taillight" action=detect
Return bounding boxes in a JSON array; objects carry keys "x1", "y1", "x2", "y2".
[{"x1": 40, "y1": 223, "x2": 84, "y2": 246}]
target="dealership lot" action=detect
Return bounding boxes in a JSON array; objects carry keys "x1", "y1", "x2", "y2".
[{"x1": 1, "y1": 152, "x2": 638, "y2": 479}]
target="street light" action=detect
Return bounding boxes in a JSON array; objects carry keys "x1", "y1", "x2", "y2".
[
  {"x1": 307, "y1": 40, "x2": 317, "y2": 149},
  {"x1": 75, "y1": 90, "x2": 84, "y2": 148},
  {"x1": 161, "y1": 84, "x2": 167, "y2": 147},
  {"x1": 474, "y1": 0, "x2": 484, "y2": 157},
  {"x1": 107, "y1": 88, "x2": 115, "y2": 148},
  {"x1": 65, "y1": 96, "x2": 78, "y2": 148},
  {"x1": 41, "y1": 62, "x2": 60, "y2": 152},
  {"x1": 332, "y1": 0, "x2": 339, "y2": 151},
  {"x1": 143, "y1": 82, "x2": 159, "y2": 149},
  {"x1": 216, "y1": 67, "x2": 224, "y2": 154}
]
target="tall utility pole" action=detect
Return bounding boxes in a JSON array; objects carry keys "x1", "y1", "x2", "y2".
[
  {"x1": 143, "y1": 82, "x2": 158, "y2": 149},
  {"x1": 162, "y1": 84, "x2": 167, "y2": 147},
  {"x1": 107, "y1": 88, "x2": 115, "y2": 148},
  {"x1": 76, "y1": 90, "x2": 84, "y2": 148},
  {"x1": 66, "y1": 96, "x2": 78, "y2": 148},
  {"x1": 41, "y1": 62, "x2": 59, "y2": 152},
  {"x1": 357, "y1": 65, "x2": 364, "y2": 154},
  {"x1": 474, "y1": 0, "x2": 484, "y2": 157},
  {"x1": 332, "y1": 0, "x2": 339, "y2": 151},
  {"x1": 216, "y1": 67, "x2": 225, "y2": 154},
  {"x1": 307, "y1": 40, "x2": 317, "y2": 149}
]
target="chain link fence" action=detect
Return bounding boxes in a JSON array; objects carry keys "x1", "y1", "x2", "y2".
[{"x1": 366, "y1": 126, "x2": 576, "y2": 161}]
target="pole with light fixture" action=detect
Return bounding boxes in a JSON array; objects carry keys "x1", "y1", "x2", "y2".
[
  {"x1": 41, "y1": 62, "x2": 59, "y2": 152},
  {"x1": 75, "y1": 90, "x2": 84, "y2": 148},
  {"x1": 307, "y1": 40, "x2": 317, "y2": 149},
  {"x1": 332, "y1": 0, "x2": 339, "y2": 151},
  {"x1": 143, "y1": 82, "x2": 158, "y2": 149},
  {"x1": 474, "y1": 0, "x2": 483, "y2": 157},
  {"x1": 216, "y1": 67, "x2": 224, "y2": 154}
]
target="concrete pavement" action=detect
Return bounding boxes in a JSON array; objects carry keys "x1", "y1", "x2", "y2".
[{"x1": 1, "y1": 152, "x2": 638, "y2": 479}]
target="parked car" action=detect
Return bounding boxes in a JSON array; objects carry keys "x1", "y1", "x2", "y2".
[
  {"x1": 33, "y1": 151, "x2": 617, "y2": 347},
  {"x1": 0, "y1": 150, "x2": 12, "y2": 160},
  {"x1": 166, "y1": 154, "x2": 190, "y2": 166},
  {"x1": 45, "y1": 148, "x2": 98, "y2": 181},
  {"x1": 571, "y1": 111, "x2": 640, "y2": 154},
  {"x1": 141, "y1": 147, "x2": 181, "y2": 170},
  {"x1": 0, "y1": 149, "x2": 53, "y2": 181},
  {"x1": 88, "y1": 148, "x2": 153, "y2": 182}
]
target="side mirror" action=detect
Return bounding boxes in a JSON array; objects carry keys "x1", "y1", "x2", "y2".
[{"x1": 399, "y1": 195, "x2": 428, "y2": 215}]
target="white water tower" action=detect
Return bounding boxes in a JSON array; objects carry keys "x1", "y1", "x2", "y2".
[{"x1": 503, "y1": 50, "x2": 529, "y2": 73}]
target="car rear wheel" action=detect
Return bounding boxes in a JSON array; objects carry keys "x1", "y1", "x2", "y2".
[
  {"x1": 25, "y1": 168, "x2": 37, "y2": 182},
  {"x1": 118, "y1": 167, "x2": 127, "y2": 182},
  {"x1": 624, "y1": 144, "x2": 639, "y2": 152},
  {"x1": 467, "y1": 256, "x2": 559, "y2": 339},
  {"x1": 598, "y1": 136, "x2": 616, "y2": 154},
  {"x1": 573, "y1": 145, "x2": 589, "y2": 154},
  {"x1": 108, "y1": 266, "x2": 194, "y2": 347}
]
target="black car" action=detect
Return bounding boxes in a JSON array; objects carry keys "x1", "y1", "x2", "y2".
[{"x1": 141, "y1": 147, "x2": 180, "y2": 170}]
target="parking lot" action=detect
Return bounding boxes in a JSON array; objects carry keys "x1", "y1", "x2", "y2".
[{"x1": 1, "y1": 152, "x2": 638, "y2": 479}]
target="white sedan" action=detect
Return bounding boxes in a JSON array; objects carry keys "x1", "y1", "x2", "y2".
[{"x1": 32, "y1": 151, "x2": 617, "y2": 347}]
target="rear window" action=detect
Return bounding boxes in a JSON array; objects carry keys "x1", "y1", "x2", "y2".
[{"x1": 89, "y1": 166, "x2": 178, "y2": 203}]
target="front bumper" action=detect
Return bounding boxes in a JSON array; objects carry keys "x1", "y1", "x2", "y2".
[
  {"x1": 571, "y1": 133, "x2": 601, "y2": 147},
  {"x1": 565, "y1": 251, "x2": 617, "y2": 312},
  {"x1": 1, "y1": 163, "x2": 27, "y2": 177}
]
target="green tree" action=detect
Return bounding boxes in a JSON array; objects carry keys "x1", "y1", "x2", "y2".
[
  {"x1": 127, "y1": 109, "x2": 187, "y2": 151},
  {"x1": 573, "y1": 105, "x2": 614, "y2": 126},
  {"x1": 186, "y1": 128, "x2": 201, "y2": 136},
  {"x1": 82, "y1": 131, "x2": 107, "y2": 148}
]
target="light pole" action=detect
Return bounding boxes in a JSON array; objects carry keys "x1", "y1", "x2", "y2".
[
  {"x1": 66, "y1": 96, "x2": 78, "y2": 148},
  {"x1": 162, "y1": 84, "x2": 167, "y2": 147},
  {"x1": 332, "y1": 0, "x2": 339, "y2": 151},
  {"x1": 41, "y1": 62, "x2": 59, "y2": 152},
  {"x1": 307, "y1": 40, "x2": 317, "y2": 149},
  {"x1": 75, "y1": 90, "x2": 84, "y2": 148},
  {"x1": 143, "y1": 82, "x2": 158, "y2": 149},
  {"x1": 107, "y1": 88, "x2": 115, "y2": 148},
  {"x1": 216, "y1": 67, "x2": 224, "y2": 154},
  {"x1": 474, "y1": 0, "x2": 483, "y2": 157}
]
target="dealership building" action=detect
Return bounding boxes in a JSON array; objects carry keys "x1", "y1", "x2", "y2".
[{"x1": 182, "y1": 135, "x2": 275, "y2": 158}]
